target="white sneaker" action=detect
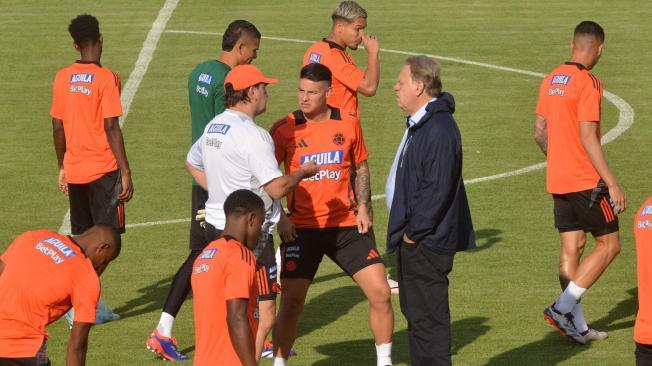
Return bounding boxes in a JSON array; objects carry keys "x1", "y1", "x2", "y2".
[
  {"x1": 387, "y1": 274, "x2": 399, "y2": 295},
  {"x1": 584, "y1": 328, "x2": 608, "y2": 341}
]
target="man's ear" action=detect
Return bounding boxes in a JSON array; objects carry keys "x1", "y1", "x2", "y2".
[
  {"x1": 414, "y1": 80, "x2": 425, "y2": 97},
  {"x1": 597, "y1": 43, "x2": 604, "y2": 56},
  {"x1": 325, "y1": 86, "x2": 332, "y2": 99},
  {"x1": 73, "y1": 41, "x2": 80, "y2": 51}
]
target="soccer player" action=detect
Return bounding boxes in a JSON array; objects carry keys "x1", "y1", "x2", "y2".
[
  {"x1": 271, "y1": 63, "x2": 393, "y2": 366},
  {"x1": 50, "y1": 14, "x2": 133, "y2": 325},
  {"x1": 186, "y1": 64, "x2": 319, "y2": 361},
  {"x1": 303, "y1": 0, "x2": 380, "y2": 119},
  {"x1": 0, "y1": 225, "x2": 121, "y2": 365},
  {"x1": 635, "y1": 195, "x2": 652, "y2": 365},
  {"x1": 191, "y1": 189, "x2": 266, "y2": 366},
  {"x1": 146, "y1": 20, "x2": 261, "y2": 361},
  {"x1": 534, "y1": 21, "x2": 625, "y2": 344}
]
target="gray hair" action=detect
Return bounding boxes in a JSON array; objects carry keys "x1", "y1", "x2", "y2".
[
  {"x1": 405, "y1": 55, "x2": 442, "y2": 97},
  {"x1": 332, "y1": 1, "x2": 367, "y2": 22}
]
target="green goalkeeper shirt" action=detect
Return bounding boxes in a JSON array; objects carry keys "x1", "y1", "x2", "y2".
[{"x1": 188, "y1": 59, "x2": 231, "y2": 144}]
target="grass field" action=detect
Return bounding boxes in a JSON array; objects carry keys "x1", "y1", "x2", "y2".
[{"x1": 1, "y1": 0, "x2": 650, "y2": 364}]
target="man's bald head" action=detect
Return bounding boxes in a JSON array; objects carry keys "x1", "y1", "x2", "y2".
[{"x1": 74, "y1": 224, "x2": 121, "y2": 274}]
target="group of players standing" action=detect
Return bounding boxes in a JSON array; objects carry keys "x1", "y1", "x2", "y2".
[{"x1": 2, "y1": 1, "x2": 652, "y2": 366}]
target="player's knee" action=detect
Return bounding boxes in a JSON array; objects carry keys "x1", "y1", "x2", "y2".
[
  {"x1": 368, "y1": 284, "x2": 392, "y2": 308},
  {"x1": 280, "y1": 294, "x2": 306, "y2": 314}
]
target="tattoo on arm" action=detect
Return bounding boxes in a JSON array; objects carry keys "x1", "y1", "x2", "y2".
[{"x1": 355, "y1": 161, "x2": 371, "y2": 206}]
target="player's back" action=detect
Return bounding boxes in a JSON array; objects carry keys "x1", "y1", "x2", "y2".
[
  {"x1": 191, "y1": 237, "x2": 257, "y2": 366},
  {"x1": 635, "y1": 197, "x2": 652, "y2": 345},
  {"x1": 50, "y1": 62, "x2": 122, "y2": 184},
  {"x1": 304, "y1": 40, "x2": 363, "y2": 119},
  {"x1": 0, "y1": 230, "x2": 99, "y2": 357},
  {"x1": 188, "y1": 60, "x2": 231, "y2": 143},
  {"x1": 536, "y1": 62, "x2": 603, "y2": 194}
]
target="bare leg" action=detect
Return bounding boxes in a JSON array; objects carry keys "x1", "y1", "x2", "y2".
[
  {"x1": 273, "y1": 278, "x2": 311, "y2": 359},
  {"x1": 352, "y1": 263, "x2": 394, "y2": 344},
  {"x1": 255, "y1": 299, "x2": 276, "y2": 361}
]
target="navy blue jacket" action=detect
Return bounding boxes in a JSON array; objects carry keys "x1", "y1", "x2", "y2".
[{"x1": 387, "y1": 92, "x2": 476, "y2": 255}]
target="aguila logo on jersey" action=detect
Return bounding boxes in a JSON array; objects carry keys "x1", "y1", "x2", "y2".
[
  {"x1": 200, "y1": 248, "x2": 217, "y2": 259},
  {"x1": 550, "y1": 75, "x2": 571, "y2": 86},
  {"x1": 207, "y1": 123, "x2": 231, "y2": 135},
  {"x1": 300, "y1": 150, "x2": 343, "y2": 166},
  {"x1": 70, "y1": 73, "x2": 94, "y2": 84},
  {"x1": 308, "y1": 52, "x2": 321, "y2": 63},
  {"x1": 43, "y1": 237, "x2": 77, "y2": 258},
  {"x1": 198, "y1": 73, "x2": 213, "y2": 85},
  {"x1": 641, "y1": 205, "x2": 652, "y2": 218},
  {"x1": 332, "y1": 132, "x2": 345, "y2": 146}
]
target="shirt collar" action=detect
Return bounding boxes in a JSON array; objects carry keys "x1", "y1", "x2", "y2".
[
  {"x1": 225, "y1": 109, "x2": 254, "y2": 124},
  {"x1": 407, "y1": 97, "x2": 437, "y2": 127}
]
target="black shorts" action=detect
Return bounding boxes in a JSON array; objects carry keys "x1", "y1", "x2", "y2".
[
  {"x1": 552, "y1": 180, "x2": 619, "y2": 237},
  {"x1": 205, "y1": 223, "x2": 279, "y2": 301},
  {"x1": 280, "y1": 227, "x2": 384, "y2": 281},
  {"x1": 189, "y1": 185, "x2": 209, "y2": 250},
  {"x1": 0, "y1": 342, "x2": 50, "y2": 366},
  {"x1": 67, "y1": 170, "x2": 124, "y2": 235},
  {"x1": 637, "y1": 342, "x2": 652, "y2": 366}
]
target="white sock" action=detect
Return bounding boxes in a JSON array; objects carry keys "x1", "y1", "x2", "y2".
[
  {"x1": 376, "y1": 342, "x2": 392, "y2": 366},
  {"x1": 273, "y1": 357, "x2": 288, "y2": 366},
  {"x1": 571, "y1": 302, "x2": 589, "y2": 333},
  {"x1": 554, "y1": 281, "x2": 586, "y2": 314},
  {"x1": 156, "y1": 312, "x2": 175, "y2": 338}
]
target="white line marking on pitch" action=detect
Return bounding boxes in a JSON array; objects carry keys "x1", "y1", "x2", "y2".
[{"x1": 57, "y1": 0, "x2": 180, "y2": 235}]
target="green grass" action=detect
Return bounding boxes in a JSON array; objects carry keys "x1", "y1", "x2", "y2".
[{"x1": 1, "y1": 0, "x2": 650, "y2": 364}]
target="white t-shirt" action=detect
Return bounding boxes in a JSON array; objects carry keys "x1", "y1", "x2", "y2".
[{"x1": 187, "y1": 109, "x2": 282, "y2": 233}]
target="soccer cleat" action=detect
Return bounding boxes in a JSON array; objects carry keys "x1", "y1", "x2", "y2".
[
  {"x1": 543, "y1": 305, "x2": 587, "y2": 345},
  {"x1": 387, "y1": 274, "x2": 399, "y2": 295},
  {"x1": 583, "y1": 327, "x2": 608, "y2": 341},
  {"x1": 261, "y1": 340, "x2": 297, "y2": 359},
  {"x1": 146, "y1": 329, "x2": 190, "y2": 361}
]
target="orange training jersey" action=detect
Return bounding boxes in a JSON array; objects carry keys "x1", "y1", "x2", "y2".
[
  {"x1": 50, "y1": 61, "x2": 123, "y2": 184},
  {"x1": 635, "y1": 195, "x2": 652, "y2": 344},
  {"x1": 536, "y1": 62, "x2": 603, "y2": 194},
  {"x1": 304, "y1": 39, "x2": 364, "y2": 119},
  {"x1": 271, "y1": 107, "x2": 368, "y2": 228},
  {"x1": 0, "y1": 230, "x2": 100, "y2": 358},
  {"x1": 191, "y1": 236, "x2": 258, "y2": 366}
]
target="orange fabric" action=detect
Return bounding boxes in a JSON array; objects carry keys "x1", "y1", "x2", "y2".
[
  {"x1": 271, "y1": 108, "x2": 368, "y2": 228},
  {"x1": 50, "y1": 62, "x2": 123, "y2": 184},
  {"x1": 224, "y1": 64, "x2": 278, "y2": 91},
  {"x1": 304, "y1": 40, "x2": 364, "y2": 119},
  {"x1": 0, "y1": 230, "x2": 100, "y2": 357},
  {"x1": 191, "y1": 237, "x2": 258, "y2": 366},
  {"x1": 635, "y1": 196, "x2": 652, "y2": 344},
  {"x1": 536, "y1": 63, "x2": 603, "y2": 194}
]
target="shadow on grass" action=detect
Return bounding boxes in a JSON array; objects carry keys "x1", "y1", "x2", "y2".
[
  {"x1": 112, "y1": 275, "x2": 175, "y2": 320},
  {"x1": 312, "y1": 316, "x2": 491, "y2": 365},
  {"x1": 296, "y1": 284, "x2": 366, "y2": 339},
  {"x1": 312, "y1": 271, "x2": 348, "y2": 285},
  {"x1": 486, "y1": 287, "x2": 637, "y2": 366}
]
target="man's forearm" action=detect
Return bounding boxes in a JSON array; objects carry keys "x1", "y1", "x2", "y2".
[
  {"x1": 104, "y1": 118, "x2": 131, "y2": 174},
  {"x1": 227, "y1": 311, "x2": 257, "y2": 366},
  {"x1": 265, "y1": 169, "x2": 309, "y2": 200},
  {"x1": 66, "y1": 343, "x2": 87, "y2": 366},
  {"x1": 355, "y1": 161, "x2": 371, "y2": 207},
  {"x1": 581, "y1": 129, "x2": 617, "y2": 186},
  {"x1": 52, "y1": 118, "x2": 66, "y2": 168},
  {"x1": 185, "y1": 161, "x2": 208, "y2": 190}
]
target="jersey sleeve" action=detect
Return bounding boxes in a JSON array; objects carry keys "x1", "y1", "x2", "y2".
[
  {"x1": 186, "y1": 136, "x2": 204, "y2": 170},
  {"x1": 328, "y1": 51, "x2": 365, "y2": 91},
  {"x1": 101, "y1": 71, "x2": 123, "y2": 119},
  {"x1": 535, "y1": 78, "x2": 548, "y2": 117},
  {"x1": 50, "y1": 71, "x2": 65, "y2": 119},
  {"x1": 224, "y1": 248, "x2": 256, "y2": 301},
  {"x1": 351, "y1": 119, "x2": 369, "y2": 164},
  {"x1": 270, "y1": 118, "x2": 288, "y2": 164},
  {"x1": 577, "y1": 76, "x2": 602, "y2": 122},
  {"x1": 71, "y1": 272, "x2": 100, "y2": 323},
  {"x1": 247, "y1": 129, "x2": 283, "y2": 185}
]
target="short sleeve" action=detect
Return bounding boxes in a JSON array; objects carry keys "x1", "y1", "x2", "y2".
[
  {"x1": 71, "y1": 272, "x2": 100, "y2": 323},
  {"x1": 329, "y1": 51, "x2": 365, "y2": 91},
  {"x1": 100, "y1": 72, "x2": 123, "y2": 119},
  {"x1": 270, "y1": 120, "x2": 287, "y2": 165},
  {"x1": 535, "y1": 78, "x2": 548, "y2": 117},
  {"x1": 224, "y1": 248, "x2": 255, "y2": 301},
  {"x1": 350, "y1": 119, "x2": 369, "y2": 164},
  {"x1": 0, "y1": 241, "x2": 17, "y2": 263},
  {"x1": 187, "y1": 137, "x2": 204, "y2": 170},
  {"x1": 50, "y1": 72, "x2": 65, "y2": 119},
  {"x1": 577, "y1": 77, "x2": 602, "y2": 122},
  {"x1": 247, "y1": 129, "x2": 283, "y2": 185}
]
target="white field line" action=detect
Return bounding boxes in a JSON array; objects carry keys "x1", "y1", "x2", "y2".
[
  {"x1": 121, "y1": 29, "x2": 634, "y2": 229},
  {"x1": 57, "y1": 0, "x2": 180, "y2": 234}
]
